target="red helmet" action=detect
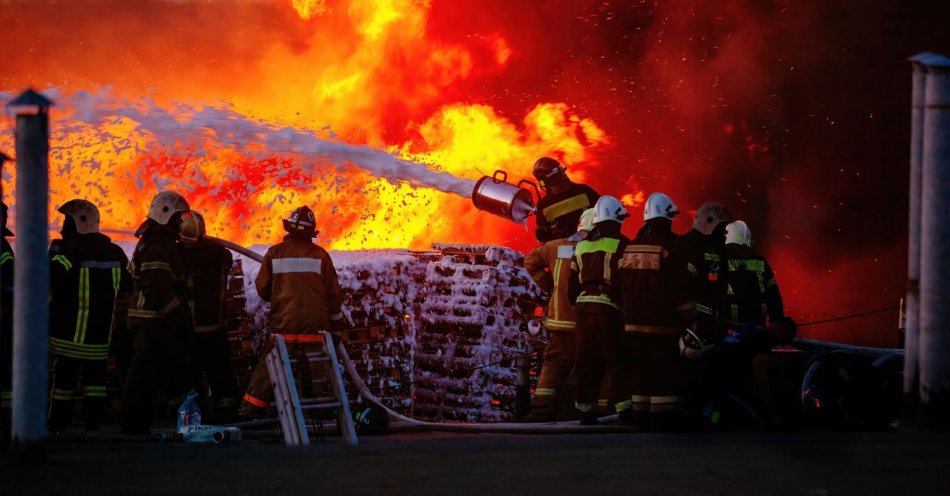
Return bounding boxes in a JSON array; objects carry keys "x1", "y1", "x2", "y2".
[{"x1": 282, "y1": 206, "x2": 318, "y2": 237}]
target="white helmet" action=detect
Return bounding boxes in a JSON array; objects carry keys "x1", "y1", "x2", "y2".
[
  {"x1": 592, "y1": 195, "x2": 629, "y2": 224},
  {"x1": 58, "y1": 199, "x2": 101, "y2": 234},
  {"x1": 692, "y1": 202, "x2": 733, "y2": 236},
  {"x1": 147, "y1": 191, "x2": 190, "y2": 226},
  {"x1": 725, "y1": 220, "x2": 752, "y2": 247},
  {"x1": 578, "y1": 208, "x2": 596, "y2": 232},
  {"x1": 679, "y1": 327, "x2": 715, "y2": 359},
  {"x1": 643, "y1": 192, "x2": 679, "y2": 221}
]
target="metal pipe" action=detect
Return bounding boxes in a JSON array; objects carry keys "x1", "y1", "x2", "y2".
[
  {"x1": 903, "y1": 53, "x2": 930, "y2": 427},
  {"x1": 7, "y1": 89, "x2": 52, "y2": 452},
  {"x1": 918, "y1": 53, "x2": 950, "y2": 429}
]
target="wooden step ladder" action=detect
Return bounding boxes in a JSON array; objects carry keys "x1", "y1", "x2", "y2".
[{"x1": 265, "y1": 332, "x2": 358, "y2": 446}]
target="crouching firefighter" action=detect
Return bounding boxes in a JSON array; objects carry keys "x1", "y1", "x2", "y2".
[
  {"x1": 120, "y1": 191, "x2": 196, "y2": 435},
  {"x1": 569, "y1": 196, "x2": 631, "y2": 425},
  {"x1": 240, "y1": 206, "x2": 345, "y2": 418},
  {"x1": 181, "y1": 211, "x2": 240, "y2": 423},
  {"x1": 522, "y1": 208, "x2": 596, "y2": 422},
  {"x1": 619, "y1": 193, "x2": 693, "y2": 429},
  {"x1": 48, "y1": 200, "x2": 131, "y2": 433}
]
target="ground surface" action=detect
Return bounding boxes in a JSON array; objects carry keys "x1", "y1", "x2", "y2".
[{"x1": 2, "y1": 430, "x2": 949, "y2": 495}]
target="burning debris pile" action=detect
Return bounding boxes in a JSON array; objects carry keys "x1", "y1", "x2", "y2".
[{"x1": 236, "y1": 243, "x2": 544, "y2": 422}]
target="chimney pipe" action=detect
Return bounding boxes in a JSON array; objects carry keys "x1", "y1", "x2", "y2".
[
  {"x1": 6, "y1": 89, "x2": 52, "y2": 453},
  {"x1": 915, "y1": 53, "x2": 950, "y2": 429}
]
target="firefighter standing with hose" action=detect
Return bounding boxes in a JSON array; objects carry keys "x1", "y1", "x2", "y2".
[
  {"x1": 180, "y1": 211, "x2": 240, "y2": 423},
  {"x1": 522, "y1": 208, "x2": 596, "y2": 422},
  {"x1": 720, "y1": 220, "x2": 784, "y2": 328},
  {"x1": 120, "y1": 191, "x2": 196, "y2": 435},
  {"x1": 532, "y1": 157, "x2": 600, "y2": 243},
  {"x1": 47, "y1": 200, "x2": 131, "y2": 433},
  {"x1": 239, "y1": 206, "x2": 345, "y2": 418}
]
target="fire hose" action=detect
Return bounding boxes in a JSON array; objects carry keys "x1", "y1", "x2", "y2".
[{"x1": 207, "y1": 236, "x2": 626, "y2": 432}]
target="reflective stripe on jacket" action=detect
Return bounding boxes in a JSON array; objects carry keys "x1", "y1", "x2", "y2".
[
  {"x1": 256, "y1": 237, "x2": 344, "y2": 333},
  {"x1": 524, "y1": 239, "x2": 577, "y2": 331}
]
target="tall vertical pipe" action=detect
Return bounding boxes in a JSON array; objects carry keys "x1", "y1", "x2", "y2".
[
  {"x1": 7, "y1": 89, "x2": 52, "y2": 451},
  {"x1": 918, "y1": 53, "x2": 950, "y2": 429},
  {"x1": 902, "y1": 54, "x2": 929, "y2": 427}
]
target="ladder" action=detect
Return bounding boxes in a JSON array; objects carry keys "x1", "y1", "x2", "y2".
[{"x1": 265, "y1": 332, "x2": 358, "y2": 446}]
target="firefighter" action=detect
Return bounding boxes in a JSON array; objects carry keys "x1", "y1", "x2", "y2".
[
  {"x1": 532, "y1": 157, "x2": 600, "y2": 242},
  {"x1": 120, "y1": 191, "x2": 196, "y2": 435},
  {"x1": 674, "y1": 202, "x2": 734, "y2": 351},
  {"x1": 619, "y1": 192, "x2": 694, "y2": 430},
  {"x1": 522, "y1": 208, "x2": 596, "y2": 422},
  {"x1": 180, "y1": 211, "x2": 240, "y2": 423},
  {"x1": 47, "y1": 200, "x2": 132, "y2": 433},
  {"x1": 240, "y1": 206, "x2": 345, "y2": 418},
  {"x1": 0, "y1": 203, "x2": 13, "y2": 441},
  {"x1": 721, "y1": 221, "x2": 784, "y2": 327},
  {"x1": 568, "y1": 196, "x2": 631, "y2": 425}
]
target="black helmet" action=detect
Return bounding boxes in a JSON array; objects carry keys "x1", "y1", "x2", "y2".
[
  {"x1": 532, "y1": 157, "x2": 569, "y2": 190},
  {"x1": 354, "y1": 404, "x2": 389, "y2": 435},
  {"x1": 282, "y1": 206, "x2": 318, "y2": 237}
]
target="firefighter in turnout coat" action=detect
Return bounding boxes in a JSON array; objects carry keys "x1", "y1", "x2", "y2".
[
  {"x1": 618, "y1": 193, "x2": 694, "y2": 430},
  {"x1": 48, "y1": 200, "x2": 131, "y2": 432},
  {"x1": 120, "y1": 191, "x2": 196, "y2": 435},
  {"x1": 568, "y1": 196, "x2": 631, "y2": 425},
  {"x1": 532, "y1": 157, "x2": 600, "y2": 242},
  {"x1": 181, "y1": 211, "x2": 240, "y2": 422},
  {"x1": 240, "y1": 206, "x2": 345, "y2": 417},
  {"x1": 523, "y1": 208, "x2": 596, "y2": 421},
  {"x1": 0, "y1": 203, "x2": 13, "y2": 441},
  {"x1": 720, "y1": 221, "x2": 784, "y2": 327}
]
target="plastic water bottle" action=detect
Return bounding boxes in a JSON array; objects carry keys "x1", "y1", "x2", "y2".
[{"x1": 177, "y1": 392, "x2": 202, "y2": 433}]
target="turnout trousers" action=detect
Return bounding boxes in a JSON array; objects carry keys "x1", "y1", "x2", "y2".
[
  {"x1": 120, "y1": 318, "x2": 194, "y2": 434},
  {"x1": 191, "y1": 329, "x2": 239, "y2": 416},
  {"x1": 49, "y1": 355, "x2": 108, "y2": 431},
  {"x1": 573, "y1": 308, "x2": 631, "y2": 413},
  {"x1": 627, "y1": 327, "x2": 691, "y2": 431},
  {"x1": 531, "y1": 331, "x2": 576, "y2": 420},
  {"x1": 240, "y1": 332, "x2": 331, "y2": 417}
]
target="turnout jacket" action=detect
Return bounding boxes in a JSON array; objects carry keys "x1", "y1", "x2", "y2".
[
  {"x1": 721, "y1": 244, "x2": 783, "y2": 326},
  {"x1": 256, "y1": 236, "x2": 344, "y2": 333},
  {"x1": 675, "y1": 229, "x2": 729, "y2": 337},
  {"x1": 535, "y1": 183, "x2": 600, "y2": 242},
  {"x1": 524, "y1": 238, "x2": 578, "y2": 331},
  {"x1": 49, "y1": 233, "x2": 131, "y2": 360},
  {"x1": 618, "y1": 219, "x2": 691, "y2": 332},
  {"x1": 183, "y1": 239, "x2": 233, "y2": 333},
  {"x1": 568, "y1": 222, "x2": 629, "y2": 314},
  {"x1": 128, "y1": 226, "x2": 190, "y2": 324}
]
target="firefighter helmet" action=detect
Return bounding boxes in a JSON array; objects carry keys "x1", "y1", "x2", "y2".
[
  {"x1": 282, "y1": 206, "x2": 318, "y2": 237},
  {"x1": 147, "y1": 191, "x2": 191, "y2": 226},
  {"x1": 578, "y1": 207, "x2": 596, "y2": 232},
  {"x1": 679, "y1": 327, "x2": 715, "y2": 359},
  {"x1": 58, "y1": 199, "x2": 101, "y2": 235},
  {"x1": 643, "y1": 192, "x2": 679, "y2": 221},
  {"x1": 532, "y1": 157, "x2": 569, "y2": 190},
  {"x1": 0, "y1": 202, "x2": 11, "y2": 237},
  {"x1": 725, "y1": 220, "x2": 752, "y2": 247},
  {"x1": 353, "y1": 403, "x2": 390, "y2": 435},
  {"x1": 692, "y1": 202, "x2": 733, "y2": 236},
  {"x1": 592, "y1": 195, "x2": 629, "y2": 224},
  {"x1": 180, "y1": 210, "x2": 206, "y2": 244}
]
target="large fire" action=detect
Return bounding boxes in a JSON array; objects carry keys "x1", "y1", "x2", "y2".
[{"x1": 3, "y1": 0, "x2": 945, "y2": 346}]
